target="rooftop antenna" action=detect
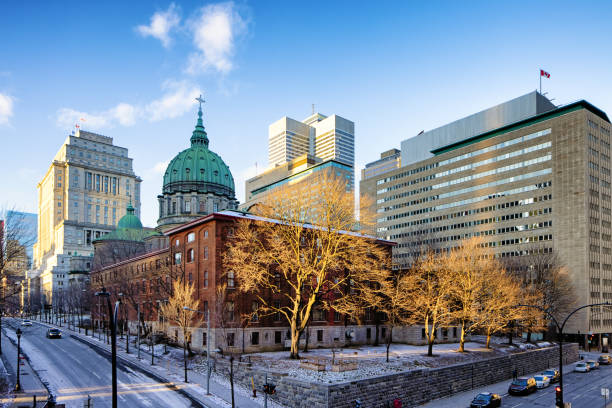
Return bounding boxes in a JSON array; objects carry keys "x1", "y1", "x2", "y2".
[
  {"x1": 255, "y1": 161, "x2": 258, "y2": 175},
  {"x1": 312, "y1": 104, "x2": 315, "y2": 115}
]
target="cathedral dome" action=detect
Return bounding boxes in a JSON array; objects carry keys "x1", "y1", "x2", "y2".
[{"x1": 162, "y1": 102, "x2": 236, "y2": 198}]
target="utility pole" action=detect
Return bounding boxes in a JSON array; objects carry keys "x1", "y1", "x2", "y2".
[{"x1": 137, "y1": 303, "x2": 140, "y2": 359}]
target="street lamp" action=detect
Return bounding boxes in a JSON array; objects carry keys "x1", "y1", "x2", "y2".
[
  {"x1": 14, "y1": 327, "x2": 22, "y2": 392},
  {"x1": 95, "y1": 288, "x2": 119, "y2": 408},
  {"x1": 118, "y1": 294, "x2": 129, "y2": 354},
  {"x1": 184, "y1": 306, "x2": 210, "y2": 392},
  {"x1": 517, "y1": 301, "x2": 611, "y2": 407}
]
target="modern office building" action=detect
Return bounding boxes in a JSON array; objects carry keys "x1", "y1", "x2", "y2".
[
  {"x1": 243, "y1": 154, "x2": 353, "y2": 210},
  {"x1": 247, "y1": 112, "x2": 355, "y2": 209},
  {"x1": 32, "y1": 129, "x2": 141, "y2": 307},
  {"x1": 361, "y1": 91, "x2": 612, "y2": 338}
]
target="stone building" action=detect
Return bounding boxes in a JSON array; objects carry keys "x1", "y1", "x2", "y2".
[
  {"x1": 157, "y1": 101, "x2": 238, "y2": 232},
  {"x1": 31, "y1": 128, "x2": 141, "y2": 308}
]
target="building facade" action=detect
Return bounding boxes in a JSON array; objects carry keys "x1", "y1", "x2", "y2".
[
  {"x1": 32, "y1": 129, "x2": 141, "y2": 308},
  {"x1": 245, "y1": 112, "x2": 355, "y2": 210},
  {"x1": 157, "y1": 102, "x2": 238, "y2": 232},
  {"x1": 90, "y1": 210, "x2": 408, "y2": 353},
  {"x1": 362, "y1": 92, "x2": 612, "y2": 339}
]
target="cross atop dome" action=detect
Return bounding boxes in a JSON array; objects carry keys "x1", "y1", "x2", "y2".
[{"x1": 196, "y1": 94, "x2": 205, "y2": 111}]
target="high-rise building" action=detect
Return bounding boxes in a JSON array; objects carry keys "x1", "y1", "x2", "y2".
[
  {"x1": 361, "y1": 91, "x2": 612, "y2": 338},
  {"x1": 32, "y1": 129, "x2": 141, "y2": 307},
  {"x1": 247, "y1": 112, "x2": 355, "y2": 209}
]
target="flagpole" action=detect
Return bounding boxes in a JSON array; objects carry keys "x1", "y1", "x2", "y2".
[{"x1": 539, "y1": 69, "x2": 541, "y2": 94}]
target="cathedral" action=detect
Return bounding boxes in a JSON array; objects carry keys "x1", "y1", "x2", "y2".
[{"x1": 157, "y1": 97, "x2": 238, "y2": 232}]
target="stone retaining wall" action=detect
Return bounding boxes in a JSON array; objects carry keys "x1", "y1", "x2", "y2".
[{"x1": 212, "y1": 343, "x2": 579, "y2": 408}]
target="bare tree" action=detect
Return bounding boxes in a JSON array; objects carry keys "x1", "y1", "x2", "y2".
[
  {"x1": 214, "y1": 283, "x2": 238, "y2": 408},
  {"x1": 407, "y1": 250, "x2": 455, "y2": 357},
  {"x1": 224, "y1": 173, "x2": 391, "y2": 359},
  {"x1": 160, "y1": 279, "x2": 203, "y2": 382}
]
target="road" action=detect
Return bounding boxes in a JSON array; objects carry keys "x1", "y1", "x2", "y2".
[
  {"x1": 3, "y1": 318, "x2": 200, "y2": 407},
  {"x1": 423, "y1": 351, "x2": 612, "y2": 408}
]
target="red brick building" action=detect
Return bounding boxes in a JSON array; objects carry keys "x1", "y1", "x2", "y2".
[{"x1": 91, "y1": 210, "x2": 395, "y2": 353}]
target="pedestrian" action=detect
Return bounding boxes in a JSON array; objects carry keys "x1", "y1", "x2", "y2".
[{"x1": 512, "y1": 367, "x2": 518, "y2": 380}]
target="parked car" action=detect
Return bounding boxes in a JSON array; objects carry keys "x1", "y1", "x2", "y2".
[
  {"x1": 508, "y1": 377, "x2": 537, "y2": 395},
  {"x1": 599, "y1": 355, "x2": 612, "y2": 365},
  {"x1": 586, "y1": 360, "x2": 599, "y2": 370},
  {"x1": 575, "y1": 362, "x2": 590, "y2": 372},
  {"x1": 470, "y1": 392, "x2": 501, "y2": 408},
  {"x1": 541, "y1": 369, "x2": 560, "y2": 383},
  {"x1": 534, "y1": 375, "x2": 550, "y2": 389},
  {"x1": 21, "y1": 320, "x2": 32, "y2": 326},
  {"x1": 46, "y1": 328, "x2": 61, "y2": 339}
]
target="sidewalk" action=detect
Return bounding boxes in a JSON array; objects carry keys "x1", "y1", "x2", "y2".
[
  {"x1": 0, "y1": 329, "x2": 48, "y2": 407},
  {"x1": 36, "y1": 319, "x2": 280, "y2": 408}
]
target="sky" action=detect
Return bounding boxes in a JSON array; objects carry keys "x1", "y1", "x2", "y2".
[{"x1": 1, "y1": 1, "x2": 612, "y2": 227}]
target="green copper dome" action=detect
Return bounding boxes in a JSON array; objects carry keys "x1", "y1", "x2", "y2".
[
  {"x1": 162, "y1": 103, "x2": 236, "y2": 198},
  {"x1": 117, "y1": 204, "x2": 143, "y2": 229}
]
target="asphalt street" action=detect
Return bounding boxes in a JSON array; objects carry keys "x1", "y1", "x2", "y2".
[
  {"x1": 423, "y1": 351, "x2": 612, "y2": 408},
  {"x1": 3, "y1": 318, "x2": 199, "y2": 408}
]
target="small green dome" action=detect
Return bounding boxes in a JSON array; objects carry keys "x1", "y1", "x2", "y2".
[
  {"x1": 162, "y1": 104, "x2": 236, "y2": 198},
  {"x1": 117, "y1": 204, "x2": 143, "y2": 229}
]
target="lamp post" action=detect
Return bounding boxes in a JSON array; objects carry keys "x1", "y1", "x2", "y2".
[
  {"x1": 137, "y1": 302, "x2": 141, "y2": 359},
  {"x1": 184, "y1": 306, "x2": 210, "y2": 392},
  {"x1": 147, "y1": 301, "x2": 155, "y2": 366},
  {"x1": 156, "y1": 300, "x2": 167, "y2": 354},
  {"x1": 517, "y1": 301, "x2": 611, "y2": 407},
  {"x1": 95, "y1": 288, "x2": 119, "y2": 408},
  {"x1": 14, "y1": 328, "x2": 22, "y2": 392}
]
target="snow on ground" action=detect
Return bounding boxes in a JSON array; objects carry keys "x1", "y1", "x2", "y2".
[{"x1": 218, "y1": 337, "x2": 555, "y2": 384}]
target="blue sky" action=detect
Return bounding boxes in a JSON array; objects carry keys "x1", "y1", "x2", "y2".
[{"x1": 1, "y1": 1, "x2": 611, "y2": 226}]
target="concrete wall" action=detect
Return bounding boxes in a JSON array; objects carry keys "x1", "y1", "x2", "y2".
[{"x1": 212, "y1": 343, "x2": 578, "y2": 408}]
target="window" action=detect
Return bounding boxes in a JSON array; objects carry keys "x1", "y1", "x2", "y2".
[
  {"x1": 275, "y1": 331, "x2": 282, "y2": 344},
  {"x1": 366, "y1": 328, "x2": 371, "y2": 339},
  {"x1": 204, "y1": 247, "x2": 209, "y2": 260},
  {"x1": 313, "y1": 308, "x2": 325, "y2": 321},
  {"x1": 175, "y1": 239, "x2": 180, "y2": 247},
  {"x1": 187, "y1": 249, "x2": 194, "y2": 263},
  {"x1": 381, "y1": 327, "x2": 387, "y2": 339},
  {"x1": 188, "y1": 272, "x2": 193, "y2": 283},
  {"x1": 172, "y1": 201, "x2": 177, "y2": 214},
  {"x1": 187, "y1": 232, "x2": 195, "y2": 243},
  {"x1": 334, "y1": 311, "x2": 341, "y2": 322},
  {"x1": 213, "y1": 203, "x2": 218, "y2": 212},
  {"x1": 185, "y1": 201, "x2": 191, "y2": 212},
  {"x1": 317, "y1": 330, "x2": 323, "y2": 342},
  {"x1": 227, "y1": 332, "x2": 235, "y2": 347},
  {"x1": 174, "y1": 252, "x2": 182, "y2": 265},
  {"x1": 251, "y1": 332, "x2": 259, "y2": 345},
  {"x1": 226, "y1": 301, "x2": 235, "y2": 321},
  {"x1": 204, "y1": 230, "x2": 209, "y2": 239},
  {"x1": 453, "y1": 327, "x2": 457, "y2": 337},
  {"x1": 227, "y1": 271, "x2": 234, "y2": 287},
  {"x1": 203, "y1": 301, "x2": 208, "y2": 317},
  {"x1": 204, "y1": 271, "x2": 209, "y2": 288},
  {"x1": 442, "y1": 328, "x2": 448, "y2": 338},
  {"x1": 273, "y1": 300, "x2": 281, "y2": 321},
  {"x1": 202, "y1": 332, "x2": 207, "y2": 346},
  {"x1": 422, "y1": 328, "x2": 426, "y2": 339}
]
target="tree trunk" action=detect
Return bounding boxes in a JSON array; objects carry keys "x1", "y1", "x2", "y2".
[
  {"x1": 290, "y1": 319, "x2": 301, "y2": 359},
  {"x1": 486, "y1": 329, "x2": 491, "y2": 349},
  {"x1": 427, "y1": 337, "x2": 434, "y2": 356},
  {"x1": 458, "y1": 321, "x2": 466, "y2": 352},
  {"x1": 386, "y1": 327, "x2": 393, "y2": 362},
  {"x1": 229, "y1": 355, "x2": 235, "y2": 408}
]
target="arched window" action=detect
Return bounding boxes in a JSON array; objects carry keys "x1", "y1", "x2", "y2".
[
  {"x1": 187, "y1": 248, "x2": 195, "y2": 263},
  {"x1": 227, "y1": 271, "x2": 235, "y2": 288},
  {"x1": 187, "y1": 232, "x2": 195, "y2": 243}
]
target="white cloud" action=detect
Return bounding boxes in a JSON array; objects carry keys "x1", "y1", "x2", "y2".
[
  {"x1": 136, "y1": 3, "x2": 180, "y2": 48},
  {"x1": 55, "y1": 81, "x2": 200, "y2": 131},
  {"x1": 187, "y1": 2, "x2": 246, "y2": 74},
  {"x1": 145, "y1": 80, "x2": 201, "y2": 121},
  {"x1": 152, "y1": 160, "x2": 170, "y2": 175},
  {"x1": 0, "y1": 93, "x2": 14, "y2": 125}
]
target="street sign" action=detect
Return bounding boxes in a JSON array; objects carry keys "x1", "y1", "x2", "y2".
[
  {"x1": 564, "y1": 402, "x2": 571, "y2": 408},
  {"x1": 601, "y1": 387, "x2": 609, "y2": 398}
]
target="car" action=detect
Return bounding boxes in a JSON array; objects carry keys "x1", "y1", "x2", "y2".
[
  {"x1": 508, "y1": 377, "x2": 537, "y2": 395},
  {"x1": 21, "y1": 320, "x2": 32, "y2": 326},
  {"x1": 575, "y1": 362, "x2": 590, "y2": 372},
  {"x1": 586, "y1": 360, "x2": 599, "y2": 370},
  {"x1": 541, "y1": 369, "x2": 560, "y2": 383},
  {"x1": 534, "y1": 375, "x2": 550, "y2": 389},
  {"x1": 469, "y1": 392, "x2": 501, "y2": 408},
  {"x1": 46, "y1": 328, "x2": 61, "y2": 339},
  {"x1": 599, "y1": 355, "x2": 612, "y2": 365}
]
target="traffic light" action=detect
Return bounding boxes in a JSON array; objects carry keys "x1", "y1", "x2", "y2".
[
  {"x1": 263, "y1": 383, "x2": 276, "y2": 395},
  {"x1": 555, "y1": 386, "x2": 563, "y2": 407}
]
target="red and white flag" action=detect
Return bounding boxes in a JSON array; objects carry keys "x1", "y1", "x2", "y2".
[{"x1": 540, "y1": 69, "x2": 550, "y2": 78}]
